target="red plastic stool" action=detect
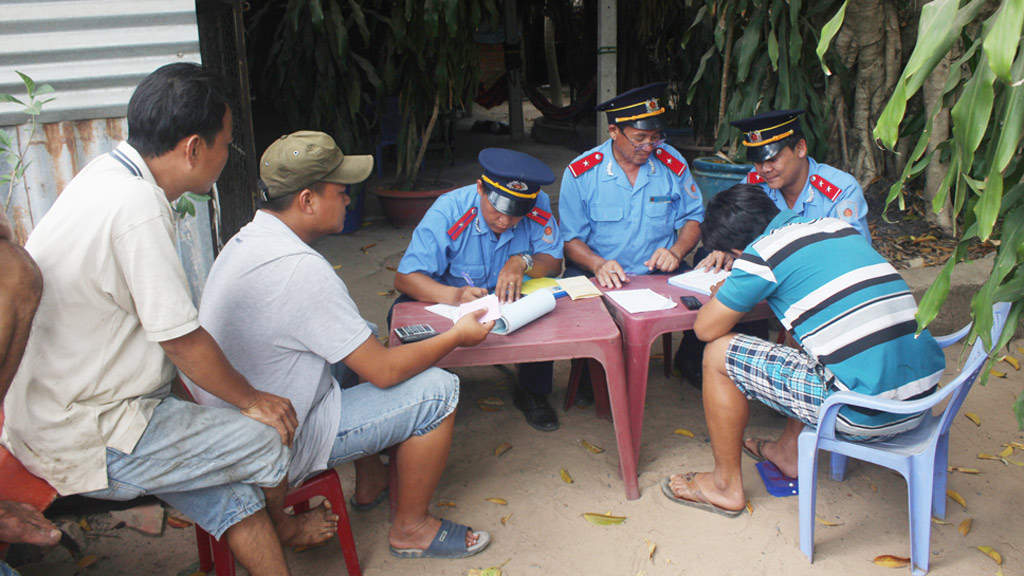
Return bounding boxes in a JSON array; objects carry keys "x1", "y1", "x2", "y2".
[
  {"x1": 0, "y1": 410, "x2": 59, "y2": 560},
  {"x1": 194, "y1": 468, "x2": 361, "y2": 576}
]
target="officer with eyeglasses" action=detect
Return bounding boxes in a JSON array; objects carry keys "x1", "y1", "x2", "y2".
[
  {"x1": 558, "y1": 82, "x2": 707, "y2": 401},
  {"x1": 559, "y1": 82, "x2": 704, "y2": 288}
]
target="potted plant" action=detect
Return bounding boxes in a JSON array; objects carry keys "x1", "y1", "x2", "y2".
[
  {"x1": 249, "y1": 0, "x2": 498, "y2": 228},
  {"x1": 370, "y1": 0, "x2": 498, "y2": 227}
]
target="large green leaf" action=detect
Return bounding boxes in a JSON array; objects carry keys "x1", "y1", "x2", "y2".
[
  {"x1": 950, "y1": 54, "x2": 996, "y2": 174},
  {"x1": 874, "y1": 0, "x2": 983, "y2": 150},
  {"x1": 734, "y1": 7, "x2": 765, "y2": 82},
  {"x1": 974, "y1": 166, "x2": 1002, "y2": 240},
  {"x1": 815, "y1": 0, "x2": 847, "y2": 77},
  {"x1": 992, "y1": 47, "x2": 1024, "y2": 172},
  {"x1": 983, "y1": 0, "x2": 1024, "y2": 83}
]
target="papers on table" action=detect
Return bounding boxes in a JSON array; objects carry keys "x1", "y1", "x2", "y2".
[
  {"x1": 557, "y1": 276, "x2": 603, "y2": 300},
  {"x1": 423, "y1": 290, "x2": 557, "y2": 335},
  {"x1": 667, "y1": 268, "x2": 729, "y2": 295},
  {"x1": 457, "y1": 294, "x2": 502, "y2": 322},
  {"x1": 604, "y1": 289, "x2": 677, "y2": 313}
]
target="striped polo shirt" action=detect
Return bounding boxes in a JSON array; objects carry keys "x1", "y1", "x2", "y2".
[{"x1": 716, "y1": 211, "x2": 945, "y2": 435}]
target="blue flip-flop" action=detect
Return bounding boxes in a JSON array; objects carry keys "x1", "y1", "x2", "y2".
[
  {"x1": 348, "y1": 487, "x2": 389, "y2": 512},
  {"x1": 389, "y1": 518, "x2": 491, "y2": 559}
]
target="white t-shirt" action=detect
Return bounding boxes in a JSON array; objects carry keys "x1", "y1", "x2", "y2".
[
  {"x1": 185, "y1": 211, "x2": 371, "y2": 483},
  {"x1": 1, "y1": 142, "x2": 200, "y2": 495}
]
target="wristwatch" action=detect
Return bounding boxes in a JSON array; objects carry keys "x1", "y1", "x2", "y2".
[{"x1": 518, "y1": 253, "x2": 534, "y2": 273}]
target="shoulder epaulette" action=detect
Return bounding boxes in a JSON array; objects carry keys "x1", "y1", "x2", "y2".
[
  {"x1": 447, "y1": 207, "x2": 477, "y2": 240},
  {"x1": 654, "y1": 148, "x2": 686, "y2": 176},
  {"x1": 526, "y1": 206, "x2": 551, "y2": 226},
  {"x1": 747, "y1": 171, "x2": 765, "y2": 184},
  {"x1": 569, "y1": 151, "x2": 603, "y2": 177},
  {"x1": 809, "y1": 174, "x2": 841, "y2": 201}
]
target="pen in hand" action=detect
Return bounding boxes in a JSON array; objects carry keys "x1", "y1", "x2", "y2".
[{"x1": 461, "y1": 272, "x2": 475, "y2": 287}]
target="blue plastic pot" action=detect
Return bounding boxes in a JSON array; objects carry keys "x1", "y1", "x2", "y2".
[{"x1": 691, "y1": 157, "x2": 753, "y2": 205}]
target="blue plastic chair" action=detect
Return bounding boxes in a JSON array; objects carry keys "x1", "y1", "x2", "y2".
[{"x1": 797, "y1": 302, "x2": 1011, "y2": 575}]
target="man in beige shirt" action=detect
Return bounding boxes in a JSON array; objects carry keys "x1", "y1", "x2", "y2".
[{"x1": 1, "y1": 64, "x2": 304, "y2": 575}]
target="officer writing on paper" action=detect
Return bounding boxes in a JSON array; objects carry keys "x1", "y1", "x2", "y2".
[
  {"x1": 394, "y1": 149, "x2": 565, "y2": 431},
  {"x1": 697, "y1": 109, "x2": 870, "y2": 272}
]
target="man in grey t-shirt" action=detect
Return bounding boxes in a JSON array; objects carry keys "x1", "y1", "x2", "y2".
[{"x1": 188, "y1": 131, "x2": 494, "y2": 559}]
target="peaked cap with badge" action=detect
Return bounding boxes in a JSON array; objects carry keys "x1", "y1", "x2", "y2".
[
  {"x1": 478, "y1": 147, "x2": 555, "y2": 218},
  {"x1": 596, "y1": 82, "x2": 668, "y2": 131},
  {"x1": 730, "y1": 109, "x2": 805, "y2": 163},
  {"x1": 258, "y1": 130, "x2": 374, "y2": 201}
]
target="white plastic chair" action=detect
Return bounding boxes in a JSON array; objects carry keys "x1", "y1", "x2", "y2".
[{"x1": 797, "y1": 302, "x2": 1011, "y2": 576}]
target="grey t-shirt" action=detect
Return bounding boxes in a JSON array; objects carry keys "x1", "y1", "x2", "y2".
[{"x1": 185, "y1": 211, "x2": 371, "y2": 483}]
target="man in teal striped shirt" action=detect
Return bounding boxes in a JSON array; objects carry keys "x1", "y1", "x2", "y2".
[{"x1": 662, "y1": 184, "x2": 944, "y2": 517}]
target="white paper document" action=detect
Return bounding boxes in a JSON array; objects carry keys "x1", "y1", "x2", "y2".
[
  {"x1": 424, "y1": 290, "x2": 556, "y2": 335},
  {"x1": 605, "y1": 289, "x2": 677, "y2": 313},
  {"x1": 667, "y1": 268, "x2": 730, "y2": 295}
]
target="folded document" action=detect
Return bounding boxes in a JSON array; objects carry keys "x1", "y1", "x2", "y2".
[{"x1": 667, "y1": 268, "x2": 729, "y2": 295}]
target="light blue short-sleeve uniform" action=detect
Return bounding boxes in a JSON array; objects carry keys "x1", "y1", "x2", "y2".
[
  {"x1": 743, "y1": 156, "x2": 870, "y2": 242},
  {"x1": 397, "y1": 184, "x2": 563, "y2": 289},
  {"x1": 558, "y1": 140, "x2": 704, "y2": 275}
]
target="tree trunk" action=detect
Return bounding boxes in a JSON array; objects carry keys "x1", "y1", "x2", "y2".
[
  {"x1": 830, "y1": 0, "x2": 895, "y2": 188},
  {"x1": 543, "y1": 16, "x2": 563, "y2": 107},
  {"x1": 922, "y1": 52, "x2": 954, "y2": 236}
]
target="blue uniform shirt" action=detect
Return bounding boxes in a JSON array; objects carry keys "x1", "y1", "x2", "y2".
[
  {"x1": 743, "y1": 156, "x2": 870, "y2": 242},
  {"x1": 558, "y1": 140, "x2": 704, "y2": 275},
  {"x1": 397, "y1": 184, "x2": 563, "y2": 289}
]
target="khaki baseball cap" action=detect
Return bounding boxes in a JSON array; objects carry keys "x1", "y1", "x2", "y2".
[{"x1": 259, "y1": 131, "x2": 374, "y2": 200}]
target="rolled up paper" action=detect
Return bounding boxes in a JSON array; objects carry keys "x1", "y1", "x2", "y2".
[{"x1": 492, "y1": 288, "x2": 556, "y2": 335}]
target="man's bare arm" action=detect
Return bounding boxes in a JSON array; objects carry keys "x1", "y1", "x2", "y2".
[
  {"x1": 344, "y1": 309, "x2": 492, "y2": 387},
  {"x1": 161, "y1": 327, "x2": 298, "y2": 445},
  {"x1": 693, "y1": 296, "x2": 747, "y2": 342}
]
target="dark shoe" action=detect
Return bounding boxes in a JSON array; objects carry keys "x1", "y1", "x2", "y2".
[
  {"x1": 673, "y1": 343, "x2": 703, "y2": 390},
  {"x1": 513, "y1": 388, "x2": 560, "y2": 431},
  {"x1": 573, "y1": 378, "x2": 595, "y2": 408}
]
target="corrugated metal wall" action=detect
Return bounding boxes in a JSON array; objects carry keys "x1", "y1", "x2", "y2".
[{"x1": 0, "y1": 0, "x2": 214, "y2": 302}]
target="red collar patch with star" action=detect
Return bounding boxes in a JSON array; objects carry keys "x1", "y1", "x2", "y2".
[
  {"x1": 654, "y1": 148, "x2": 686, "y2": 176},
  {"x1": 569, "y1": 151, "x2": 603, "y2": 178},
  {"x1": 526, "y1": 206, "x2": 551, "y2": 226},
  {"x1": 809, "y1": 174, "x2": 841, "y2": 201},
  {"x1": 447, "y1": 207, "x2": 477, "y2": 240}
]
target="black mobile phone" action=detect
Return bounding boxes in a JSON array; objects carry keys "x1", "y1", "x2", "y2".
[
  {"x1": 394, "y1": 324, "x2": 439, "y2": 343},
  {"x1": 679, "y1": 296, "x2": 703, "y2": 310}
]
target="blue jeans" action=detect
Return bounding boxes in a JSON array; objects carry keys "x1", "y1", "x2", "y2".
[
  {"x1": 0, "y1": 560, "x2": 19, "y2": 576},
  {"x1": 326, "y1": 367, "x2": 459, "y2": 468},
  {"x1": 81, "y1": 396, "x2": 290, "y2": 539}
]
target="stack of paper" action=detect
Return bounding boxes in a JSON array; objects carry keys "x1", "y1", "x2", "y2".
[
  {"x1": 557, "y1": 276, "x2": 603, "y2": 300},
  {"x1": 605, "y1": 289, "x2": 677, "y2": 313},
  {"x1": 667, "y1": 268, "x2": 729, "y2": 295}
]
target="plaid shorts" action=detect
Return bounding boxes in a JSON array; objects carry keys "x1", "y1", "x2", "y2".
[{"x1": 724, "y1": 334, "x2": 836, "y2": 426}]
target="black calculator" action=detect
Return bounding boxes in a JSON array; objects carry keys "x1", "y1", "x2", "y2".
[{"x1": 395, "y1": 324, "x2": 439, "y2": 343}]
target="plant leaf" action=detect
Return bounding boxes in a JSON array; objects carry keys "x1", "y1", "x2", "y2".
[
  {"x1": 560, "y1": 468, "x2": 574, "y2": 484},
  {"x1": 485, "y1": 498, "x2": 507, "y2": 505},
  {"x1": 998, "y1": 445, "x2": 1013, "y2": 458},
  {"x1": 581, "y1": 439, "x2": 604, "y2": 454},
  {"x1": 873, "y1": 554, "x2": 911, "y2": 567},
  {"x1": 815, "y1": 0, "x2": 848, "y2": 76},
  {"x1": 947, "y1": 489, "x2": 967, "y2": 508},
  {"x1": 959, "y1": 518, "x2": 972, "y2": 536},
  {"x1": 476, "y1": 396, "x2": 504, "y2": 412},
  {"x1": 673, "y1": 428, "x2": 695, "y2": 438},
  {"x1": 982, "y1": 0, "x2": 1024, "y2": 83},
  {"x1": 816, "y1": 516, "x2": 843, "y2": 526},
  {"x1": 977, "y1": 545, "x2": 1002, "y2": 565},
  {"x1": 500, "y1": 513, "x2": 512, "y2": 525},
  {"x1": 582, "y1": 512, "x2": 626, "y2": 526},
  {"x1": 965, "y1": 412, "x2": 982, "y2": 426},
  {"x1": 948, "y1": 467, "x2": 980, "y2": 474},
  {"x1": 494, "y1": 442, "x2": 512, "y2": 457}
]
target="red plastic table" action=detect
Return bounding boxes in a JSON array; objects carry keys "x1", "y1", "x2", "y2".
[
  {"x1": 389, "y1": 295, "x2": 641, "y2": 500},
  {"x1": 598, "y1": 275, "x2": 772, "y2": 469}
]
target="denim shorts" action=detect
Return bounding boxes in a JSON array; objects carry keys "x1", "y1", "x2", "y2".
[
  {"x1": 725, "y1": 334, "x2": 835, "y2": 426},
  {"x1": 81, "y1": 395, "x2": 289, "y2": 539},
  {"x1": 326, "y1": 367, "x2": 459, "y2": 468}
]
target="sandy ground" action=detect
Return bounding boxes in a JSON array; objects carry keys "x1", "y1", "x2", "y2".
[{"x1": 11, "y1": 100, "x2": 1024, "y2": 576}]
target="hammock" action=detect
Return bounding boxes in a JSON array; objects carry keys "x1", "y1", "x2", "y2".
[{"x1": 524, "y1": 77, "x2": 596, "y2": 122}]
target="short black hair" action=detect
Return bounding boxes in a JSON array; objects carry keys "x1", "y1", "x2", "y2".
[
  {"x1": 127, "y1": 63, "x2": 232, "y2": 158},
  {"x1": 257, "y1": 181, "x2": 328, "y2": 213},
  {"x1": 700, "y1": 184, "x2": 780, "y2": 253}
]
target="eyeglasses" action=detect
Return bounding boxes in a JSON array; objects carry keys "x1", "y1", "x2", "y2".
[{"x1": 621, "y1": 131, "x2": 665, "y2": 151}]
